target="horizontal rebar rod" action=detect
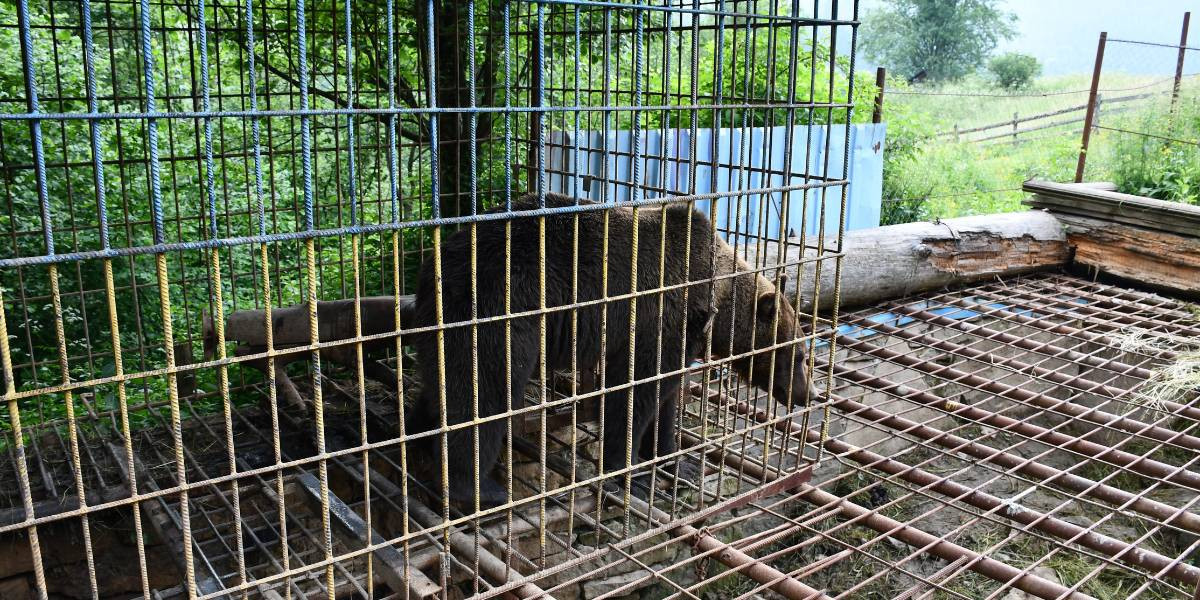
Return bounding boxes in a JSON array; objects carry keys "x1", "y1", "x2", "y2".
[
  {"x1": 816, "y1": 371, "x2": 1200, "y2": 533},
  {"x1": 295, "y1": 473, "x2": 441, "y2": 599},
  {"x1": 827, "y1": 356, "x2": 1200, "y2": 491},
  {"x1": 508, "y1": 428, "x2": 830, "y2": 600},
  {"x1": 888, "y1": 302, "x2": 1157, "y2": 381},
  {"x1": 720, "y1": 392, "x2": 1200, "y2": 587},
  {"x1": 0, "y1": 485, "x2": 131, "y2": 527},
  {"x1": 794, "y1": 484, "x2": 1096, "y2": 600},
  {"x1": 682, "y1": 389, "x2": 1094, "y2": 600},
  {"x1": 837, "y1": 313, "x2": 1200, "y2": 451}
]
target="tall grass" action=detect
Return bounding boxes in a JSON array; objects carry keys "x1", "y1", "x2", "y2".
[
  {"x1": 881, "y1": 75, "x2": 1200, "y2": 224},
  {"x1": 1100, "y1": 92, "x2": 1200, "y2": 204}
]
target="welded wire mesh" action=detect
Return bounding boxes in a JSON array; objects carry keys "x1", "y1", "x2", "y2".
[
  {"x1": 0, "y1": 0, "x2": 859, "y2": 598},
  {"x1": 1078, "y1": 34, "x2": 1200, "y2": 189}
]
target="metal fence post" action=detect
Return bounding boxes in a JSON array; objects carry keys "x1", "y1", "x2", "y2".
[
  {"x1": 1076, "y1": 31, "x2": 1107, "y2": 183},
  {"x1": 1172, "y1": 12, "x2": 1192, "y2": 112}
]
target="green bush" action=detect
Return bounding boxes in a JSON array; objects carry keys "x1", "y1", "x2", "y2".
[
  {"x1": 1104, "y1": 97, "x2": 1200, "y2": 205},
  {"x1": 988, "y1": 53, "x2": 1042, "y2": 89},
  {"x1": 878, "y1": 79, "x2": 938, "y2": 225}
]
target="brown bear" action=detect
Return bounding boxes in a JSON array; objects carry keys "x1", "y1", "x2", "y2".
[{"x1": 409, "y1": 193, "x2": 813, "y2": 507}]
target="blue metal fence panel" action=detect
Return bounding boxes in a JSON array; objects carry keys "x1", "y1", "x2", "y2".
[{"x1": 547, "y1": 123, "x2": 886, "y2": 244}]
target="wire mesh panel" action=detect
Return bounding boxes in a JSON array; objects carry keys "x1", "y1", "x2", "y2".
[
  {"x1": 0, "y1": 0, "x2": 859, "y2": 598},
  {"x1": 1076, "y1": 33, "x2": 1199, "y2": 187}
]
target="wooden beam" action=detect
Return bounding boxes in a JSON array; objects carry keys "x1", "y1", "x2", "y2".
[
  {"x1": 105, "y1": 443, "x2": 227, "y2": 598},
  {"x1": 204, "y1": 296, "x2": 416, "y2": 362},
  {"x1": 1024, "y1": 179, "x2": 1200, "y2": 237},
  {"x1": 294, "y1": 473, "x2": 441, "y2": 599},
  {"x1": 763, "y1": 211, "x2": 1070, "y2": 312},
  {"x1": 1057, "y1": 214, "x2": 1200, "y2": 297}
]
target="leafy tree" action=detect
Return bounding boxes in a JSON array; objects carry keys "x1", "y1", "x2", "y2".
[
  {"x1": 861, "y1": 0, "x2": 1016, "y2": 83},
  {"x1": 989, "y1": 52, "x2": 1042, "y2": 89},
  {"x1": 0, "y1": 0, "x2": 873, "y2": 435}
]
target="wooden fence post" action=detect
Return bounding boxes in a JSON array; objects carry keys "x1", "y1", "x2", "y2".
[
  {"x1": 872, "y1": 67, "x2": 886, "y2": 124},
  {"x1": 1012, "y1": 112, "x2": 1018, "y2": 140},
  {"x1": 1076, "y1": 32, "x2": 1107, "y2": 183},
  {"x1": 1172, "y1": 12, "x2": 1191, "y2": 112}
]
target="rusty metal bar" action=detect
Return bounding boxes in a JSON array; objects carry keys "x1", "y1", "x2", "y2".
[
  {"x1": 507, "y1": 419, "x2": 826, "y2": 600},
  {"x1": 811, "y1": 378, "x2": 1200, "y2": 534},
  {"x1": 1076, "y1": 31, "x2": 1107, "y2": 182},
  {"x1": 887, "y1": 301, "x2": 1157, "y2": 381},
  {"x1": 824, "y1": 353, "x2": 1200, "y2": 491},
  {"x1": 837, "y1": 313, "x2": 1200, "y2": 451},
  {"x1": 0, "y1": 485, "x2": 131, "y2": 527},
  {"x1": 718, "y1": 391, "x2": 1200, "y2": 587},
  {"x1": 677, "y1": 391, "x2": 1092, "y2": 600},
  {"x1": 796, "y1": 484, "x2": 1096, "y2": 600},
  {"x1": 1173, "y1": 12, "x2": 1192, "y2": 111},
  {"x1": 105, "y1": 443, "x2": 226, "y2": 597},
  {"x1": 843, "y1": 311, "x2": 1129, "y2": 399},
  {"x1": 685, "y1": 521, "x2": 829, "y2": 600},
  {"x1": 405, "y1": 492, "x2": 553, "y2": 599},
  {"x1": 881, "y1": 299, "x2": 1200, "y2": 428},
  {"x1": 968, "y1": 283, "x2": 1198, "y2": 351}
]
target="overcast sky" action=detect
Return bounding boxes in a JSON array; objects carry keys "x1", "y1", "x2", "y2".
[{"x1": 853, "y1": 0, "x2": 1196, "y2": 76}]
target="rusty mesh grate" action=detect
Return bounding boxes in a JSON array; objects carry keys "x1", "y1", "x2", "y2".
[{"x1": 4, "y1": 272, "x2": 1197, "y2": 599}]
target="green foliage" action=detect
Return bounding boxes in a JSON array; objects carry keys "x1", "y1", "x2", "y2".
[
  {"x1": 861, "y1": 0, "x2": 1017, "y2": 83},
  {"x1": 877, "y1": 79, "x2": 938, "y2": 225},
  {"x1": 988, "y1": 52, "x2": 1042, "y2": 90},
  {"x1": 1103, "y1": 96, "x2": 1200, "y2": 205},
  {"x1": 880, "y1": 74, "x2": 1200, "y2": 226},
  {"x1": 0, "y1": 0, "x2": 864, "y2": 439}
]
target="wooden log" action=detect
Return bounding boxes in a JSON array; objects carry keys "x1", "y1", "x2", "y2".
[
  {"x1": 294, "y1": 473, "x2": 441, "y2": 599},
  {"x1": 205, "y1": 296, "x2": 416, "y2": 360},
  {"x1": 1056, "y1": 213, "x2": 1200, "y2": 297},
  {"x1": 762, "y1": 211, "x2": 1070, "y2": 312}
]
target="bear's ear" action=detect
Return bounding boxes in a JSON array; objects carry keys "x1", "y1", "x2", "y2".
[
  {"x1": 778, "y1": 272, "x2": 789, "y2": 291},
  {"x1": 756, "y1": 291, "x2": 778, "y2": 322}
]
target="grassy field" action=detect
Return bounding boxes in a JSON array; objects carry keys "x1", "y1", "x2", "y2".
[{"x1": 881, "y1": 73, "x2": 1200, "y2": 224}]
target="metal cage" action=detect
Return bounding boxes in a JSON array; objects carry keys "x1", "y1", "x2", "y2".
[{"x1": 0, "y1": 0, "x2": 857, "y2": 598}]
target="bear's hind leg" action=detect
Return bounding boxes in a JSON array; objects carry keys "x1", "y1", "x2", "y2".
[
  {"x1": 444, "y1": 418, "x2": 509, "y2": 508},
  {"x1": 639, "y1": 382, "x2": 702, "y2": 485},
  {"x1": 600, "y1": 379, "x2": 659, "y2": 500},
  {"x1": 443, "y1": 324, "x2": 539, "y2": 509}
]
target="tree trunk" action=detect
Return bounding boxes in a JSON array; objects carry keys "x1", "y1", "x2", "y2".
[
  {"x1": 761, "y1": 211, "x2": 1071, "y2": 312},
  {"x1": 418, "y1": 0, "x2": 501, "y2": 219}
]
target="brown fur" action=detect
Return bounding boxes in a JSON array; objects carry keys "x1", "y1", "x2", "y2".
[{"x1": 410, "y1": 194, "x2": 811, "y2": 506}]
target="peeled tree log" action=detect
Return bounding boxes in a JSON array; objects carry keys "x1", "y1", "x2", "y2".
[
  {"x1": 202, "y1": 296, "x2": 418, "y2": 418},
  {"x1": 763, "y1": 211, "x2": 1071, "y2": 312},
  {"x1": 205, "y1": 296, "x2": 416, "y2": 361}
]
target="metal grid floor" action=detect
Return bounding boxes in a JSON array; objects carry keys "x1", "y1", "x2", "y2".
[
  {"x1": 3, "y1": 272, "x2": 1199, "y2": 600},
  {"x1": 524, "y1": 272, "x2": 1200, "y2": 599}
]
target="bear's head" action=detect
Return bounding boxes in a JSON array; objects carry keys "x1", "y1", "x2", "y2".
[
  {"x1": 742, "y1": 274, "x2": 815, "y2": 409},
  {"x1": 708, "y1": 258, "x2": 815, "y2": 410}
]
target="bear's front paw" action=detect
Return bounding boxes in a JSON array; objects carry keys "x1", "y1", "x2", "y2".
[
  {"x1": 602, "y1": 472, "x2": 653, "y2": 502},
  {"x1": 663, "y1": 456, "x2": 703, "y2": 485}
]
